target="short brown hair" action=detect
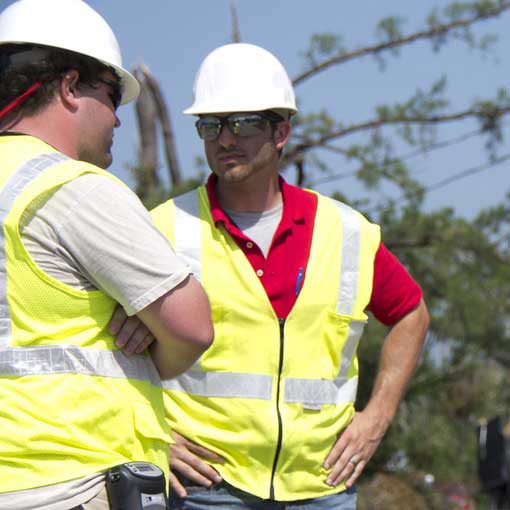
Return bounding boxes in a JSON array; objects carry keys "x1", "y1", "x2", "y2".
[{"x1": 0, "y1": 43, "x2": 119, "y2": 117}]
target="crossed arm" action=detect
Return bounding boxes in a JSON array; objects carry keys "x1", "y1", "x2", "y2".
[{"x1": 110, "y1": 275, "x2": 214, "y2": 380}]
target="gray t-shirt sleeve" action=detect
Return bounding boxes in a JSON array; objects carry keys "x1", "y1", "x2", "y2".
[{"x1": 20, "y1": 173, "x2": 190, "y2": 315}]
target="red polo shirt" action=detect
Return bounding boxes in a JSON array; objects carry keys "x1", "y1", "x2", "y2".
[{"x1": 206, "y1": 175, "x2": 422, "y2": 325}]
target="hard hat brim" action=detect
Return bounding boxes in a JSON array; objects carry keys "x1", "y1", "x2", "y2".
[
  {"x1": 183, "y1": 103, "x2": 298, "y2": 116},
  {"x1": 108, "y1": 62, "x2": 140, "y2": 105}
]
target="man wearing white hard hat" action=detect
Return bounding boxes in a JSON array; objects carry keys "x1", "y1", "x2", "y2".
[
  {"x1": 150, "y1": 43, "x2": 429, "y2": 508},
  {"x1": 0, "y1": 0, "x2": 214, "y2": 508}
]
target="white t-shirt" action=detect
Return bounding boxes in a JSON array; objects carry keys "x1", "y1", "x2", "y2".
[
  {"x1": 0, "y1": 473, "x2": 105, "y2": 510},
  {"x1": 225, "y1": 203, "x2": 283, "y2": 258},
  {"x1": 20, "y1": 173, "x2": 190, "y2": 313}
]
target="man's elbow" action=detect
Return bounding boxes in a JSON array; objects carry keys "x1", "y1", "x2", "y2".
[{"x1": 192, "y1": 320, "x2": 214, "y2": 351}]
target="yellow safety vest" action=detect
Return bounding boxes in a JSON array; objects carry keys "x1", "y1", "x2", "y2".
[
  {"x1": 0, "y1": 135, "x2": 171, "y2": 493},
  {"x1": 151, "y1": 185, "x2": 380, "y2": 500}
]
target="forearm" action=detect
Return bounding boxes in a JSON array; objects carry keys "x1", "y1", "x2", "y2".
[
  {"x1": 323, "y1": 300, "x2": 429, "y2": 488},
  {"x1": 150, "y1": 336, "x2": 209, "y2": 380},
  {"x1": 363, "y1": 298, "x2": 429, "y2": 431},
  {"x1": 139, "y1": 276, "x2": 214, "y2": 379}
]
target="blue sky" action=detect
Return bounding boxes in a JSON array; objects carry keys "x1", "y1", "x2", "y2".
[{"x1": 3, "y1": 0, "x2": 509, "y2": 218}]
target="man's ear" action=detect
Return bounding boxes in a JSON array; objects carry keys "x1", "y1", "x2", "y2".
[
  {"x1": 59, "y1": 70, "x2": 80, "y2": 110},
  {"x1": 274, "y1": 121, "x2": 291, "y2": 151}
]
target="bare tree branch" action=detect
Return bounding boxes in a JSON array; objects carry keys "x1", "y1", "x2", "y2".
[
  {"x1": 231, "y1": 0, "x2": 241, "y2": 43},
  {"x1": 284, "y1": 106, "x2": 510, "y2": 166},
  {"x1": 137, "y1": 63, "x2": 182, "y2": 187},
  {"x1": 293, "y1": 2, "x2": 510, "y2": 85},
  {"x1": 364, "y1": 152, "x2": 510, "y2": 215},
  {"x1": 308, "y1": 129, "x2": 482, "y2": 187},
  {"x1": 133, "y1": 67, "x2": 159, "y2": 200}
]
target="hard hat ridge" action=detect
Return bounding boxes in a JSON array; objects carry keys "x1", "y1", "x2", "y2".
[{"x1": 184, "y1": 43, "x2": 297, "y2": 116}]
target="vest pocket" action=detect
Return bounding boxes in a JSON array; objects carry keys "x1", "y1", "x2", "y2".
[{"x1": 324, "y1": 310, "x2": 366, "y2": 379}]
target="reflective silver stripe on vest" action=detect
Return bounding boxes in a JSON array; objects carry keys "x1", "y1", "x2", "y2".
[
  {"x1": 162, "y1": 370, "x2": 272, "y2": 399},
  {"x1": 0, "y1": 345, "x2": 161, "y2": 385},
  {"x1": 284, "y1": 376, "x2": 358, "y2": 409},
  {"x1": 338, "y1": 320, "x2": 365, "y2": 379},
  {"x1": 333, "y1": 200, "x2": 361, "y2": 316},
  {"x1": 0, "y1": 153, "x2": 68, "y2": 347},
  {"x1": 330, "y1": 201, "x2": 364, "y2": 403},
  {"x1": 284, "y1": 320, "x2": 363, "y2": 408},
  {"x1": 173, "y1": 190, "x2": 202, "y2": 282},
  {"x1": 0, "y1": 153, "x2": 161, "y2": 386}
]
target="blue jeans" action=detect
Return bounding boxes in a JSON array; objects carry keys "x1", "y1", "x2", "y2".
[{"x1": 168, "y1": 476, "x2": 357, "y2": 510}]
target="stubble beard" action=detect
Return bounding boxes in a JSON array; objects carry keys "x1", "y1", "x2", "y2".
[
  {"x1": 212, "y1": 144, "x2": 277, "y2": 185},
  {"x1": 79, "y1": 138, "x2": 113, "y2": 169},
  {"x1": 219, "y1": 162, "x2": 253, "y2": 183}
]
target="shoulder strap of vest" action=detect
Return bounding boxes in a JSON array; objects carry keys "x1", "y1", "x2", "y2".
[
  {"x1": 317, "y1": 195, "x2": 363, "y2": 316},
  {"x1": 0, "y1": 153, "x2": 68, "y2": 345}
]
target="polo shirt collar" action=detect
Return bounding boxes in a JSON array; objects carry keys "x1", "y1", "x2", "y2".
[{"x1": 205, "y1": 173, "x2": 306, "y2": 229}]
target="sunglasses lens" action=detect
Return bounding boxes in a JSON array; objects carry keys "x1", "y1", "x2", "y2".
[
  {"x1": 195, "y1": 113, "x2": 277, "y2": 141},
  {"x1": 111, "y1": 88, "x2": 121, "y2": 110},
  {"x1": 196, "y1": 118, "x2": 222, "y2": 140},
  {"x1": 98, "y1": 77, "x2": 121, "y2": 110},
  {"x1": 229, "y1": 115, "x2": 268, "y2": 137}
]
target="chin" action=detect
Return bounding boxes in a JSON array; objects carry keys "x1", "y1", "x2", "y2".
[
  {"x1": 221, "y1": 166, "x2": 251, "y2": 182},
  {"x1": 100, "y1": 153, "x2": 113, "y2": 169}
]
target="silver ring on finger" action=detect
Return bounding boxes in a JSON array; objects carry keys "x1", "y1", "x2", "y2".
[{"x1": 349, "y1": 456, "x2": 359, "y2": 466}]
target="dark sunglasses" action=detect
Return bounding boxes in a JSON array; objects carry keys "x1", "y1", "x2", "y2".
[
  {"x1": 195, "y1": 111, "x2": 284, "y2": 141},
  {"x1": 97, "y1": 77, "x2": 122, "y2": 110}
]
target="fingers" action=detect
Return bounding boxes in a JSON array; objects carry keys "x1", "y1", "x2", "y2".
[
  {"x1": 326, "y1": 453, "x2": 365, "y2": 488},
  {"x1": 129, "y1": 330, "x2": 155, "y2": 354},
  {"x1": 345, "y1": 457, "x2": 365, "y2": 488},
  {"x1": 323, "y1": 434, "x2": 360, "y2": 488},
  {"x1": 174, "y1": 431, "x2": 225, "y2": 463},
  {"x1": 109, "y1": 308, "x2": 155, "y2": 355},
  {"x1": 168, "y1": 469, "x2": 187, "y2": 499},
  {"x1": 183, "y1": 440, "x2": 225, "y2": 463},
  {"x1": 323, "y1": 412, "x2": 381, "y2": 488},
  {"x1": 118, "y1": 320, "x2": 154, "y2": 355},
  {"x1": 170, "y1": 439, "x2": 222, "y2": 489},
  {"x1": 171, "y1": 447, "x2": 222, "y2": 486},
  {"x1": 108, "y1": 305, "x2": 128, "y2": 335},
  {"x1": 323, "y1": 423, "x2": 349, "y2": 472}
]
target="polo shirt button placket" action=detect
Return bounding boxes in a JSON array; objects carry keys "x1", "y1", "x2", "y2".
[{"x1": 256, "y1": 269, "x2": 264, "y2": 277}]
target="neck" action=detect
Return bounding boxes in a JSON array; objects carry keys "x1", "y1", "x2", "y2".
[
  {"x1": 216, "y1": 171, "x2": 282, "y2": 213},
  {"x1": 1, "y1": 104, "x2": 79, "y2": 159}
]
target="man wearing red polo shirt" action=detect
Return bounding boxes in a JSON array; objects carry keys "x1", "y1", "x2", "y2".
[{"x1": 153, "y1": 43, "x2": 429, "y2": 509}]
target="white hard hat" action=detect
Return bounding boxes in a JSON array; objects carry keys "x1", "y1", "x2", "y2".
[
  {"x1": 184, "y1": 43, "x2": 297, "y2": 116},
  {"x1": 0, "y1": 0, "x2": 139, "y2": 104}
]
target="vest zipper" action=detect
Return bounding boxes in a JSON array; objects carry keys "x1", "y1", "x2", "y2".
[{"x1": 269, "y1": 317, "x2": 285, "y2": 499}]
